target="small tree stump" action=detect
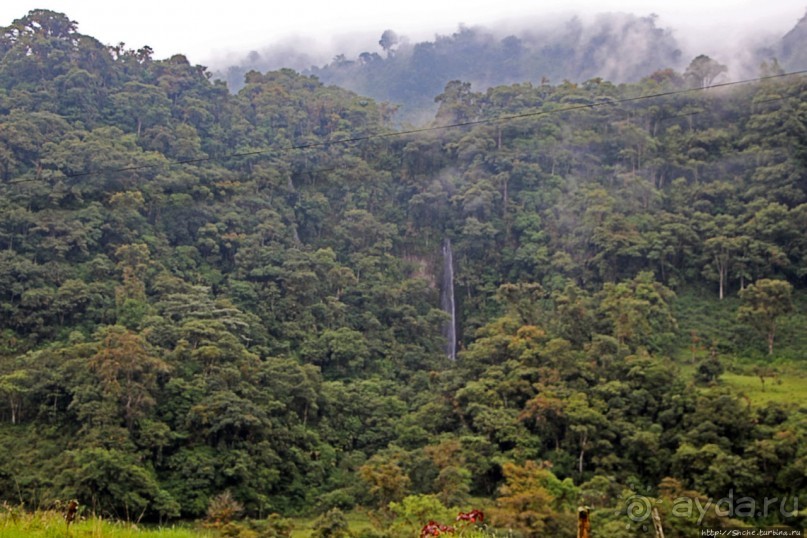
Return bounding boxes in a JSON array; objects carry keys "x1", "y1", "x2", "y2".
[{"x1": 577, "y1": 506, "x2": 591, "y2": 538}]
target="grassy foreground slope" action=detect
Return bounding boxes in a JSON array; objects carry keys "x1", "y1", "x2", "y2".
[{"x1": 0, "y1": 509, "x2": 213, "y2": 538}]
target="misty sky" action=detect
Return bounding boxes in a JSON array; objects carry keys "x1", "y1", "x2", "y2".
[{"x1": 1, "y1": 0, "x2": 805, "y2": 67}]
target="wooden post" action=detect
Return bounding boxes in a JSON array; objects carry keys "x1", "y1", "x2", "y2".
[
  {"x1": 577, "y1": 506, "x2": 591, "y2": 538},
  {"x1": 651, "y1": 507, "x2": 665, "y2": 538},
  {"x1": 65, "y1": 499, "x2": 78, "y2": 536}
]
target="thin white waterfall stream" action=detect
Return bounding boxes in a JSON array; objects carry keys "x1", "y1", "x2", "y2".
[{"x1": 441, "y1": 238, "x2": 457, "y2": 360}]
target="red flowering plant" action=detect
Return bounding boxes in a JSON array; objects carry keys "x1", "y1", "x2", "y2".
[
  {"x1": 456, "y1": 510, "x2": 484, "y2": 525},
  {"x1": 420, "y1": 510, "x2": 485, "y2": 538},
  {"x1": 420, "y1": 520, "x2": 456, "y2": 538}
]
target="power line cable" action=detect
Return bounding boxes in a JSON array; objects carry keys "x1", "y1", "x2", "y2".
[{"x1": 8, "y1": 69, "x2": 807, "y2": 184}]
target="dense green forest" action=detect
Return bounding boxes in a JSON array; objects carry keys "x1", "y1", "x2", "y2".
[{"x1": 0, "y1": 9, "x2": 805, "y2": 537}]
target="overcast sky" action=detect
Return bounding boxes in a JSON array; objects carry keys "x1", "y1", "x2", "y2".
[{"x1": 1, "y1": 1, "x2": 804, "y2": 66}]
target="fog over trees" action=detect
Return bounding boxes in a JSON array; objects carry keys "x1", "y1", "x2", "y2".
[{"x1": 216, "y1": 10, "x2": 807, "y2": 123}]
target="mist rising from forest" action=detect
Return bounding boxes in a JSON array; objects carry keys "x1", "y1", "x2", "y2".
[
  {"x1": 209, "y1": 7, "x2": 806, "y2": 86},
  {"x1": 206, "y1": 7, "x2": 806, "y2": 126}
]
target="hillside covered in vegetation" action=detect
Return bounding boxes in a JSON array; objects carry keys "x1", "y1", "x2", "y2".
[{"x1": 0, "y1": 9, "x2": 805, "y2": 537}]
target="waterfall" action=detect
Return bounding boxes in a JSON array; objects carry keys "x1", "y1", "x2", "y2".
[{"x1": 441, "y1": 238, "x2": 457, "y2": 360}]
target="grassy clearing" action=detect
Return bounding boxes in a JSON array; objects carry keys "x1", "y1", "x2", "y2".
[
  {"x1": 720, "y1": 370, "x2": 807, "y2": 407},
  {"x1": 678, "y1": 355, "x2": 807, "y2": 407},
  {"x1": 0, "y1": 508, "x2": 213, "y2": 538},
  {"x1": 674, "y1": 348, "x2": 807, "y2": 407}
]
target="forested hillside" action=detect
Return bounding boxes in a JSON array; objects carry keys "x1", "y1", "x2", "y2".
[{"x1": 0, "y1": 9, "x2": 805, "y2": 537}]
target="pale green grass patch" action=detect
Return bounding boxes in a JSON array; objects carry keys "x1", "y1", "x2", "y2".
[
  {"x1": 0, "y1": 508, "x2": 213, "y2": 538},
  {"x1": 720, "y1": 370, "x2": 807, "y2": 407}
]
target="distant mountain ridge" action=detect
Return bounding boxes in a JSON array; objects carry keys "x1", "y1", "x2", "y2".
[
  {"x1": 780, "y1": 9, "x2": 807, "y2": 71},
  {"x1": 218, "y1": 10, "x2": 807, "y2": 124},
  {"x1": 220, "y1": 13, "x2": 683, "y2": 122}
]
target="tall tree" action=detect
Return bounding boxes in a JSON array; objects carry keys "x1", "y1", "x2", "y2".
[
  {"x1": 684, "y1": 55, "x2": 727, "y2": 88},
  {"x1": 737, "y1": 279, "x2": 793, "y2": 355}
]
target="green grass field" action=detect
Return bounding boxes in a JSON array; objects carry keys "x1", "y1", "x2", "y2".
[
  {"x1": 678, "y1": 353, "x2": 807, "y2": 408},
  {"x1": 0, "y1": 508, "x2": 378, "y2": 538},
  {"x1": 0, "y1": 509, "x2": 214, "y2": 538},
  {"x1": 720, "y1": 370, "x2": 807, "y2": 406}
]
